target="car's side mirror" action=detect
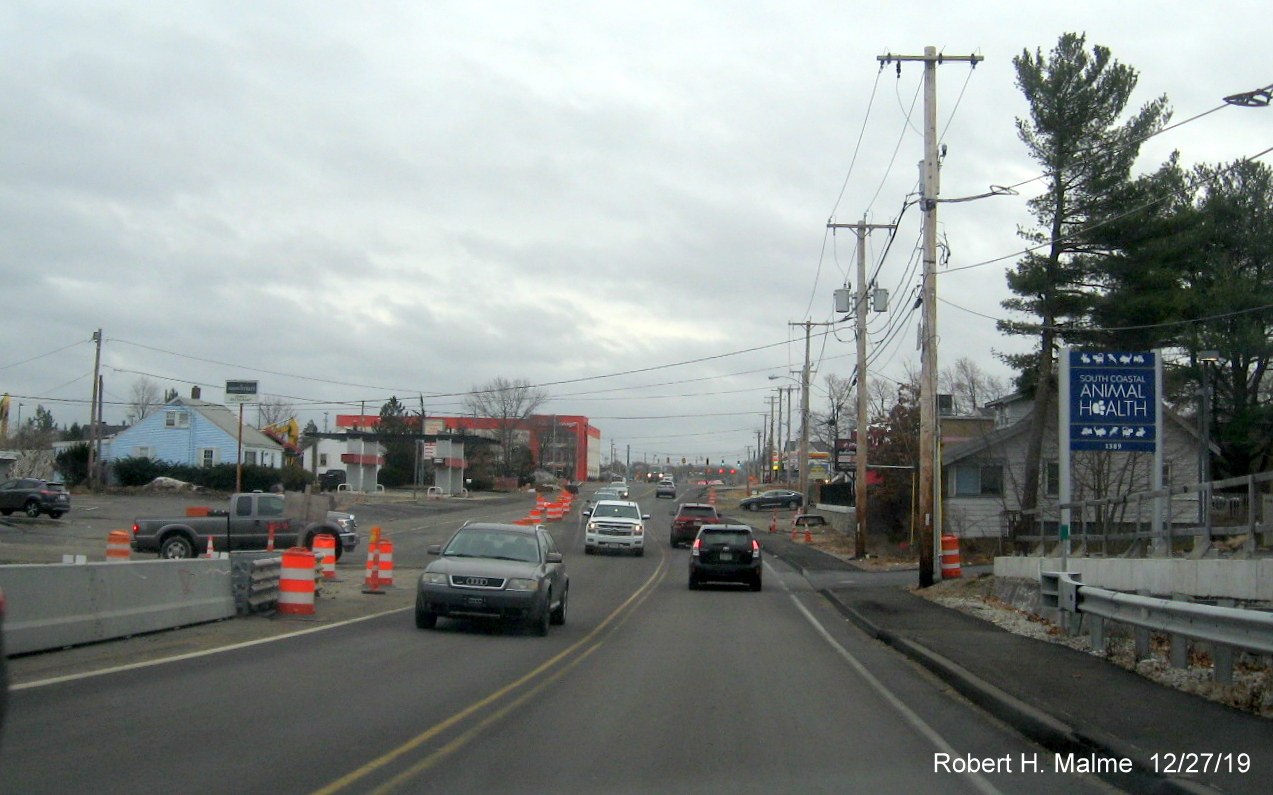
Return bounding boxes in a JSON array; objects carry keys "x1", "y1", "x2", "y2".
[
  {"x1": 546, "y1": 552, "x2": 563, "y2": 564},
  {"x1": 426, "y1": 544, "x2": 442, "y2": 555},
  {"x1": 642, "y1": 514, "x2": 651, "y2": 520}
]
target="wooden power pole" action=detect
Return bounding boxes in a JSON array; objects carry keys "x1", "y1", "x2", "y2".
[
  {"x1": 828, "y1": 219, "x2": 896, "y2": 559},
  {"x1": 878, "y1": 47, "x2": 983, "y2": 587}
]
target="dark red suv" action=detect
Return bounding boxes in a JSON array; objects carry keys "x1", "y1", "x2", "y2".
[{"x1": 670, "y1": 503, "x2": 720, "y2": 548}]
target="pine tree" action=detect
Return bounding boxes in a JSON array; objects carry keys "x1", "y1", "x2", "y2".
[{"x1": 998, "y1": 33, "x2": 1170, "y2": 519}]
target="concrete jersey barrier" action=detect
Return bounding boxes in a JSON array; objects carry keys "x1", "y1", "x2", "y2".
[{"x1": 0, "y1": 559, "x2": 236, "y2": 655}]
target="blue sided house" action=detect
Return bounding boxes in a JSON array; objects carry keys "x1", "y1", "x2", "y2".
[{"x1": 104, "y1": 395, "x2": 285, "y2": 469}]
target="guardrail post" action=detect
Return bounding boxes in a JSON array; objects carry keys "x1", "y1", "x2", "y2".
[
  {"x1": 1213, "y1": 598, "x2": 1236, "y2": 684},
  {"x1": 1088, "y1": 614, "x2": 1106, "y2": 654},
  {"x1": 1133, "y1": 589, "x2": 1152, "y2": 660},
  {"x1": 1169, "y1": 594, "x2": 1189, "y2": 669}
]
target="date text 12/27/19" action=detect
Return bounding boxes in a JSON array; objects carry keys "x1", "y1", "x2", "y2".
[{"x1": 1152, "y1": 752, "x2": 1251, "y2": 775}]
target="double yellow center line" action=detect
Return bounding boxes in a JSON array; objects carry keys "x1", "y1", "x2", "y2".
[{"x1": 314, "y1": 550, "x2": 670, "y2": 794}]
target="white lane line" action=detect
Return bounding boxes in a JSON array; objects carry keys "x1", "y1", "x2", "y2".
[
  {"x1": 10, "y1": 607, "x2": 410, "y2": 691},
  {"x1": 780, "y1": 579, "x2": 1003, "y2": 795}
]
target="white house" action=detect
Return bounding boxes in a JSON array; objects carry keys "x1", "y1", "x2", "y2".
[
  {"x1": 301, "y1": 432, "x2": 386, "y2": 492},
  {"x1": 941, "y1": 394, "x2": 1204, "y2": 539}
]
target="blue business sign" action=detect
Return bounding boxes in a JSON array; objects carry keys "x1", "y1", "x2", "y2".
[{"x1": 1068, "y1": 351, "x2": 1157, "y2": 452}]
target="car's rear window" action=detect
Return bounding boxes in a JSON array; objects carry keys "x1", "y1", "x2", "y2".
[
  {"x1": 700, "y1": 528, "x2": 752, "y2": 544},
  {"x1": 592, "y1": 503, "x2": 640, "y2": 520},
  {"x1": 679, "y1": 506, "x2": 717, "y2": 517}
]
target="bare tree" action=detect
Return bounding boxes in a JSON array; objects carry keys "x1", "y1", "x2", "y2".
[
  {"x1": 939, "y1": 357, "x2": 1007, "y2": 415},
  {"x1": 257, "y1": 396, "x2": 296, "y2": 428},
  {"x1": 811, "y1": 373, "x2": 854, "y2": 450},
  {"x1": 126, "y1": 377, "x2": 164, "y2": 425},
  {"x1": 463, "y1": 377, "x2": 548, "y2": 477}
]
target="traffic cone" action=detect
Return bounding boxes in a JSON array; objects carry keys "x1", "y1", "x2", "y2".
[
  {"x1": 804, "y1": 527, "x2": 813, "y2": 543},
  {"x1": 205, "y1": 536, "x2": 215, "y2": 558}
]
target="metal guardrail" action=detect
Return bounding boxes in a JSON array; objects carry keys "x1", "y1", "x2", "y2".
[{"x1": 1041, "y1": 570, "x2": 1273, "y2": 683}]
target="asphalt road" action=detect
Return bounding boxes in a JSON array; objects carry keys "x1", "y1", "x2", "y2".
[{"x1": 1, "y1": 484, "x2": 1119, "y2": 794}]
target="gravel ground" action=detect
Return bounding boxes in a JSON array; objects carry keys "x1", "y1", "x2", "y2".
[{"x1": 916, "y1": 574, "x2": 1273, "y2": 720}]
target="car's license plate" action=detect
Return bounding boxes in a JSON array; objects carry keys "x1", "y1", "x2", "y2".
[{"x1": 719, "y1": 551, "x2": 733, "y2": 561}]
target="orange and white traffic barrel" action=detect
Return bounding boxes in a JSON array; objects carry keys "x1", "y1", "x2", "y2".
[
  {"x1": 279, "y1": 547, "x2": 317, "y2": 615},
  {"x1": 313, "y1": 533, "x2": 337, "y2": 579},
  {"x1": 940, "y1": 534, "x2": 962, "y2": 579},
  {"x1": 375, "y1": 539, "x2": 395, "y2": 587},
  {"x1": 106, "y1": 530, "x2": 131, "y2": 562},
  {"x1": 547, "y1": 502, "x2": 564, "y2": 522}
]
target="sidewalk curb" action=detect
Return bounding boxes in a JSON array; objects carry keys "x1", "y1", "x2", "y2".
[{"x1": 817, "y1": 586, "x2": 1223, "y2": 795}]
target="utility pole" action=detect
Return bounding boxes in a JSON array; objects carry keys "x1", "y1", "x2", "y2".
[
  {"x1": 87, "y1": 329, "x2": 103, "y2": 490},
  {"x1": 790, "y1": 321, "x2": 832, "y2": 508},
  {"x1": 878, "y1": 47, "x2": 983, "y2": 587},
  {"x1": 828, "y1": 219, "x2": 896, "y2": 558},
  {"x1": 767, "y1": 394, "x2": 777, "y2": 483}
]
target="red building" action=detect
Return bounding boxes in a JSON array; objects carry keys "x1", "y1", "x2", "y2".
[{"x1": 334, "y1": 414, "x2": 601, "y2": 482}]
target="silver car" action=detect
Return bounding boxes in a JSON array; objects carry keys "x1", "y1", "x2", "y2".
[{"x1": 416, "y1": 523, "x2": 568, "y2": 636}]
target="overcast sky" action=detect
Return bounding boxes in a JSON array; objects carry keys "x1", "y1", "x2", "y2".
[{"x1": 3, "y1": 1, "x2": 1269, "y2": 466}]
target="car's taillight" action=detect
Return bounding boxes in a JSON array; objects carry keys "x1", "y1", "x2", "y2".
[
  {"x1": 752, "y1": 540, "x2": 761, "y2": 555},
  {"x1": 132, "y1": 523, "x2": 140, "y2": 536},
  {"x1": 691, "y1": 538, "x2": 701, "y2": 556}
]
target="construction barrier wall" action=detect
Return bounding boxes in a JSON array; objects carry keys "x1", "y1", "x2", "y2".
[{"x1": 0, "y1": 558, "x2": 237, "y2": 656}]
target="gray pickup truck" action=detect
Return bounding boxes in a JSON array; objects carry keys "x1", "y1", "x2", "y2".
[{"x1": 131, "y1": 491, "x2": 359, "y2": 560}]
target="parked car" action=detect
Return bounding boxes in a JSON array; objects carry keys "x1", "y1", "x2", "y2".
[
  {"x1": 792, "y1": 514, "x2": 829, "y2": 530},
  {"x1": 584, "y1": 500, "x2": 648, "y2": 556},
  {"x1": 0, "y1": 478, "x2": 71, "y2": 518},
  {"x1": 655, "y1": 479, "x2": 676, "y2": 499},
  {"x1": 689, "y1": 524, "x2": 762, "y2": 591},
  {"x1": 416, "y1": 522, "x2": 568, "y2": 636},
  {"x1": 738, "y1": 489, "x2": 803, "y2": 512}
]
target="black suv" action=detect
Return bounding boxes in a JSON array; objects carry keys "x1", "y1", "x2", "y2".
[
  {"x1": 688, "y1": 524, "x2": 762, "y2": 591},
  {"x1": 0, "y1": 478, "x2": 71, "y2": 518}
]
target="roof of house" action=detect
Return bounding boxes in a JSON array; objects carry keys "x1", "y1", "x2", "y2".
[
  {"x1": 169, "y1": 397, "x2": 283, "y2": 450},
  {"x1": 942, "y1": 402, "x2": 1207, "y2": 467}
]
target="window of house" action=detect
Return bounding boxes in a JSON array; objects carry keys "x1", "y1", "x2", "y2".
[
  {"x1": 952, "y1": 463, "x2": 1004, "y2": 496},
  {"x1": 134, "y1": 446, "x2": 155, "y2": 459},
  {"x1": 199, "y1": 448, "x2": 217, "y2": 467},
  {"x1": 165, "y1": 410, "x2": 190, "y2": 429},
  {"x1": 1045, "y1": 461, "x2": 1060, "y2": 497},
  {"x1": 244, "y1": 450, "x2": 258, "y2": 466},
  {"x1": 319, "y1": 453, "x2": 329, "y2": 467}
]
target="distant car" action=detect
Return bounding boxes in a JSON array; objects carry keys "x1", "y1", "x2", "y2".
[
  {"x1": 610, "y1": 479, "x2": 630, "y2": 499},
  {"x1": 584, "y1": 500, "x2": 648, "y2": 556},
  {"x1": 738, "y1": 489, "x2": 803, "y2": 512},
  {"x1": 0, "y1": 478, "x2": 71, "y2": 518},
  {"x1": 416, "y1": 522, "x2": 568, "y2": 636},
  {"x1": 655, "y1": 479, "x2": 676, "y2": 499},
  {"x1": 689, "y1": 524, "x2": 762, "y2": 591},
  {"x1": 583, "y1": 488, "x2": 624, "y2": 514},
  {"x1": 792, "y1": 514, "x2": 829, "y2": 530},
  {"x1": 670, "y1": 502, "x2": 721, "y2": 547}
]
